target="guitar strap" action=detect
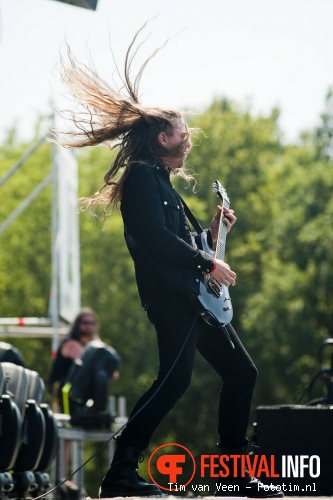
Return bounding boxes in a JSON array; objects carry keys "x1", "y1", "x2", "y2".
[{"x1": 179, "y1": 196, "x2": 204, "y2": 235}]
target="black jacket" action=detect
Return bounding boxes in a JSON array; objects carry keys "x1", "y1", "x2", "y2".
[{"x1": 120, "y1": 162, "x2": 215, "y2": 307}]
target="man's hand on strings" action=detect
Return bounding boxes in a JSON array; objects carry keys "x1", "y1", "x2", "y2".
[
  {"x1": 210, "y1": 259, "x2": 236, "y2": 287},
  {"x1": 210, "y1": 206, "x2": 237, "y2": 242}
]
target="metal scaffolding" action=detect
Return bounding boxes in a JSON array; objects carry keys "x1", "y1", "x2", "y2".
[{"x1": 0, "y1": 133, "x2": 80, "y2": 352}]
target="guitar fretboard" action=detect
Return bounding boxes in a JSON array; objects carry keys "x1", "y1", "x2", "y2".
[{"x1": 215, "y1": 199, "x2": 229, "y2": 262}]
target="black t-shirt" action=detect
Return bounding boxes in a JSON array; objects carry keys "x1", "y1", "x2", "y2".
[{"x1": 48, "y1": 338, "x2": 75, "y2": 388}]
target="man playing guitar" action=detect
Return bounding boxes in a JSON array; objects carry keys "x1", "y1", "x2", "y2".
[{"x1": 52, "y1": 24, "x2": 282, "y2": 499}]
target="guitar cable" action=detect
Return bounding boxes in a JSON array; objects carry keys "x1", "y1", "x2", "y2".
[
  {"x1": 33, "y1": 312, "x2": 201, "y2": 500},
  {"x1": 218, "y1": 323, "x2": 235, "y2": 349}
]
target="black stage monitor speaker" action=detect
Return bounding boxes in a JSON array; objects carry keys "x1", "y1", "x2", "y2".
[
  {"x1": 51, "y1": 0, "x2": 98, "y2": 11},
  {"x1": 255, "y1": 405, "x2": 333, "y2": 496}
]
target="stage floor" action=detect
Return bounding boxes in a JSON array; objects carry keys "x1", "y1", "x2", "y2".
[{"x1": 86, "y1": 497, "x2": 333, "y2": 500}]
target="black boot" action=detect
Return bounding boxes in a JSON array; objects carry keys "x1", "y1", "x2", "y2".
[
  {"x1": 99, "y1": 441, "x2": 165, "y2": 498},
  {"x1": 214, "y1": 446, "x2": 283, "y2": 498}
]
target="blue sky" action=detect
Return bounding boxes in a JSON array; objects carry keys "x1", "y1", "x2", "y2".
[{"x1": 1, "y1": 0, "x2": 333, "y2": 143}]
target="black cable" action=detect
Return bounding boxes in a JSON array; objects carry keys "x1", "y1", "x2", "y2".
[
  {"x1": 295, "y1": 339, "x2": 333, "y2": 405},
  {"x1": 295, "y1": 370, "x2": 323, "y2": 404},
  {"x1": 220, "y1": 324, "x2": 235, "y2": 349},
  {"x1": 33, "y1": 312, "x2": 201, "y2": 500}
]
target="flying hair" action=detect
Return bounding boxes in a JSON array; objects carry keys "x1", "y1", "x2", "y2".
[{"x1": 49, "y1": 19, "x2": 197, "y2": 217}]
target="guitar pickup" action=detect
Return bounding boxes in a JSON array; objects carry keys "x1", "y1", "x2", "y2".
[{"x1": 207, "y1": 277, "x2": 222, "y2": 298}]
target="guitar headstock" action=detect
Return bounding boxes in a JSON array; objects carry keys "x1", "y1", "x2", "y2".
[{"x1": 212, "y1": 180, "x2": 229, "y2": 205}]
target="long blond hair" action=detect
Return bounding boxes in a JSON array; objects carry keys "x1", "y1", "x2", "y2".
[{"x1": 50, "y1": 22, "x2": 196, "y2": 216}]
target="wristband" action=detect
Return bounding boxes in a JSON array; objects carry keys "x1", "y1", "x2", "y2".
[{"x1": 209, "y1": 260, "x2": 217, "y2": 273}]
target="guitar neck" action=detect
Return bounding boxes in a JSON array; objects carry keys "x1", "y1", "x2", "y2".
[{"x1": 214, "y1": 200, "x2": 229, "y2": 261}]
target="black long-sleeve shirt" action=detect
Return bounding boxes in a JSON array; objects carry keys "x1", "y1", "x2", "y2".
[{"x1": 120, "y1": 161, "x2": 215, "y2": 307}]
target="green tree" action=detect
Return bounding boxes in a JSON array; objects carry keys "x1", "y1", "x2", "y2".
[
  {"x1": 241, "y1": 145, "x2": 333, "y2": 408},
  {"x1": 314, "y1": 87, "x2": 333, "y2": 161},
  {"x1": 0, "y1": 129, "x2": 53, "y2": 381}
]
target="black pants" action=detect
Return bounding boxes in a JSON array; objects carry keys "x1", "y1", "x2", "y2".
[{"x1": 119, "y1": 294, "x2": 257, "y2": 451}]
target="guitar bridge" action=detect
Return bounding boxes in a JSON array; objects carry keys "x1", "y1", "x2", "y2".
[{"x1": 207, "y1": 276, "x2": 223, "y2": 298}]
